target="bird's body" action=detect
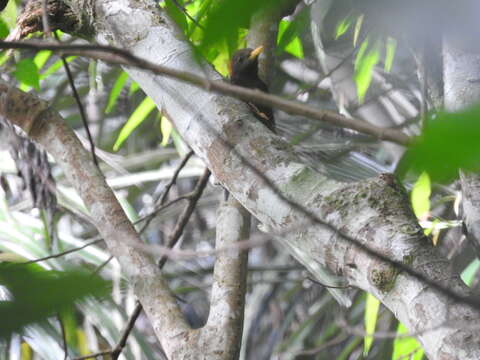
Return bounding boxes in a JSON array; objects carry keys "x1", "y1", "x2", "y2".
[{"x1": 229, "y1": 47, "x2": 275, "y2": 132}]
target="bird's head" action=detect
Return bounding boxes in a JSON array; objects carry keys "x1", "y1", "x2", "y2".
[{"x1": 229, "y1": 46, "x2": 264, "y2": 78}]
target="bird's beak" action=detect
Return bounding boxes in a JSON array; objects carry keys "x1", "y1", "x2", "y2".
[{"x1": 248, "y1": 45, "x2": 264, "y2": 60}]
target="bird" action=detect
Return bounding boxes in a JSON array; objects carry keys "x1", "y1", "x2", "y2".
[{"x1": 229, "y1": 46, "x2": 275, "y2": 133}]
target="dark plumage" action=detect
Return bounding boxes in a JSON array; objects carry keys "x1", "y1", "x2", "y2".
[{"x1": 230, "y1": 46, "x2": 275, "y2": 132}]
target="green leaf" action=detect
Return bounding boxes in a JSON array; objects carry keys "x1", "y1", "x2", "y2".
[
  {"x1": 129, "y1": 81, "x2": 140, "y2": 95},
  {"x1": 0, "y1": 262, "x2": 110, "y2": 339},
  {"x1": 160, "y1": 116, "x2": 173, "y2": 147},
  {"x1": 14, "y1": 58, "x2": 40, "y2": 91},
  {"x1": 461, "y1": 259, "x2": 480, "y2": 286},
  {"x1": 363, "y1": 293, "x2": 380, "y2": 356},
  {"x1": 105, "y1": 71, "x2": 129, "y2": 114},
  {"x1": 384, "y1": 37, "x2": 397, "y2": 73},
  {"x1": 354, "y1": 38, "x2": 380, "y2": 103},
  {"x1": 199, "y1": 0, "x2": 284, "y2": 51},
  {"x1": 0, "y1": 18, "x2": 8, "y2": 39},
  {"x1": 398, "y1": 104, "x2": 480, "y2": 183},
  {"x1": 113, "y1": 96, "x2": 157, "y2": 151},
  {"x1": 411, "y1": 172, "x2": 431, "y2": 219},
  {"x1": 0, "y1": 0, "x2": 16, "y2": 29},
  {"x1": 165, "y1": 0, "x2": 188, "y2": 32},
  {"x1": 277, "y1": 20, "x2": 304, "y2": 59},
  {"x1": 33, "y1": 50, "x2": 52, "y2": 70},
  {"x1": 392, "y1": 323, "x2": 424, "y2": 360},
  {"x1": 335, "y1": 17, "x2": 352, "y2": 39}
]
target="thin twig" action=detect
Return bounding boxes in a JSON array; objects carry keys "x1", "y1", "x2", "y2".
[
  {"x1": 0, "y1": 40, "x2": 411, "y2": 146},
  {"x1": 41, "y1": 0, "x2": 50, "y2": 37},
  {"x1": 158, "y1": 168, "x2": 211, "y2": 268},
  {"x1": 23, "y1": 238, "x2": 103, "y2": 264},
  {"x1": 139, "y1": 150, "x2": 194, "y2": 233},
  {"x1": 52, "y1": 33, "x2": 99, "y2": 167},
  {"x1": 110, "y1": 302, "x2": 143, "y2": 360}
]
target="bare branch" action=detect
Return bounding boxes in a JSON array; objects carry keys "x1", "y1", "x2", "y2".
[{"x1": 0, "y1": 40, "x2": 411, "y2": 146}]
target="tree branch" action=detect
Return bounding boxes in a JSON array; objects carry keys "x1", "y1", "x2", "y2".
[{"x1": 0, "y1": 40, "x2": 411, "y2": 146}]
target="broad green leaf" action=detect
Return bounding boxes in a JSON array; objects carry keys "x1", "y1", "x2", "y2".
[
  {"x1": 392, "y1": 323, "x2": 424, "y2": 360},
  {"x1": 199, "y1": 0, "x2": 285, "y2": 51},
  {"x1": 335, "y1": 17, "x2": 352, "y2": 39},
  {"x1": 113, "y1": 96, "x2": 157, "y2": 151},
  {"x1": 363, "y1": 293, "x2": 380, "y2": 356},
  {"x1": 14, "y1": 58, "x2": 40, "y2": 91},
  {"x1": 384, "y1": 37, "x2": 397, "y2": 73},
  {"x1": 105, "y1": 71, "x2": 129, "y2": 114},
  {"x1": 277, "y1": 20, "x2": 304, "y2": 59},
  {"x1": 398, "y1": 104, "x2": 480, "y2": 183},
  {"x1": 0, "y1": 262, "x2": 110, "y2": 339},
  {"x1": 461, "y1": 259, "x2": 480, "y2": 286},
  {"x1": 411, "y1": 172, "x2": 431, "y2": 219},
  {"x1": 160, "y1": 116, "x2": 173, "y2": 147},
  {"x1": 354, "y1": 39, "x2": 380, "y2": 103}
]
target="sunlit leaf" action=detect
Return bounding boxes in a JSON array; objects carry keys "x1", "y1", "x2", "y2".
[
  {"x1": 33, "y1": 50, "x2": 52, "y2": 70},
  {"x1": 411, "y1": 172, "x2": 431, "y2": 219},
  {"x1": 363, "y1": 293, "x2": 380, "y2": 356},
  {"x1": 0, "y1": 0, "x2": 16, "y2": 29},
  {"x1": 0, "y1": 262, "x2": 110, "y2": 339},
  {"x1": 14, "y1": 58, "x2": 40, "y2": 91},
  {"x1": 160, "y1": 116, "x2": 173, "y2": 147},
  {"x1": 398, "y1": 104, "x2": 480, "y2": 183},
  {"x1": 113, "y1": 96, "x2": 157, "y2": 151},
  {"x1": 277, "y1": 20, "x2": 304, "y2": 58},
  {"x1": 129, "y1": 81, "x2": 140, "y2": 95},
  {"x1": 392, "y1": 323, "x2": 424, "y2": 360},
  {"x1": 384, "y1": 37, "x2": 397, "y2": 73},
  {"x1": 335, "y1": 17, "x2": 352, "y2": 39},
  {"x1": 354, "y1": 38, "x2": 380, "y2": 103},
  {"x1": 105, "y1": 71, "x2": 129, "y2": 114}
]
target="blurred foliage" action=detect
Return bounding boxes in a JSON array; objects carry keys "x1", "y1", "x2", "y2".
[
  {"x1": 353, "y1": 38, "x2": 380, "y2": 103},
  {"x1": 392, "y1": 323, "x2": 424, "y2": 360},
  {"x1": 114, "y1": 96, "x2": 157, "y2": 151},
  {"x1": 0, "y1": 262, "x2": 109, "y2": 339},
  {"x1": 363, "y1": 293, "x2": 380, "y2": 356},
  {"x1": 197, "y1": 0, "x2": 282, "y2": 53},
  {"x1": 410, "y1": 172, "x2": 431, "y2": 219},
  {"x1": 399, "y1": 105, "x2": 480, "y2": 183},
  {"x1": 14, "y1": 58, "x2": 40, "y2": 91}
]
